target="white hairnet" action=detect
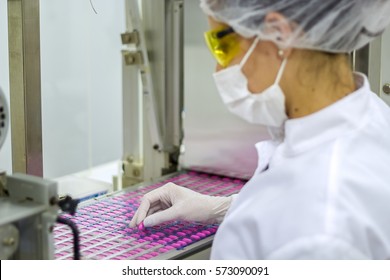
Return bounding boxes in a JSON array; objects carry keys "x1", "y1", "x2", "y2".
[{"x1": 200, "y1": 0, "x2": 390, "y2": 53}]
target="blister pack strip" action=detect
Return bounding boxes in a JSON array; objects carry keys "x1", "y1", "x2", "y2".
[{"x1": 54, "y1": 171, "x2": 246, "y2": 260}]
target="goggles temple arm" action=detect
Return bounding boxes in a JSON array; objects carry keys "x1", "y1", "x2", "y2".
[{"x1": 216, "y1": 27, "x2": 235, "y2": 38}]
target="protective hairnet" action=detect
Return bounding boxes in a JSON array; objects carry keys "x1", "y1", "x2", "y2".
[{"x1": 200, "y1": 0, "x2": 390, "y2": 53}]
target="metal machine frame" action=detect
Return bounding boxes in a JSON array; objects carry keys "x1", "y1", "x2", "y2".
[
  {"x1": 7, "y1": 0, "x2": 43, "y2": 176},
  {"x1": 119, "y1": 0, "x2": 184, "y2": 187}
]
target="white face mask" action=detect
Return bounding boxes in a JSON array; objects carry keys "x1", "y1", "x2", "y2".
[{"x1": 213, "y1": 37, "x2": 288, "y2": 127}]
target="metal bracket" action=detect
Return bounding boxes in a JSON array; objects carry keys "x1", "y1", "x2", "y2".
[
  {"x1": 123, "y1": 160, "x2": 144, "y2": 179},
  {"x1": 121, "y1": 31, "x2": 140, "y2": 45},
  {"x1": 123, "y1": 50, "x2": 143, "y2": 65}
]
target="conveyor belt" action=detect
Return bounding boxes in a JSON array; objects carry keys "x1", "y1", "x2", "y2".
[{"x1": 54, "y1": 171, "x2": 246, "y2": 260}]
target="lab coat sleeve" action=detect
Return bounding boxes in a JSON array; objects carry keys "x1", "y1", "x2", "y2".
[{"x1": 266, "y1": 235, "x2": 369, "y2": 260}]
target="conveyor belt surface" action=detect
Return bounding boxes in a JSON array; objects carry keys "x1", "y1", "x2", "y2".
[{"x1": 54, "y1": 171, "x2": 246, "y2": 260}]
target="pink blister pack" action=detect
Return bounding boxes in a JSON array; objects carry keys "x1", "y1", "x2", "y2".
[{"x1": 54, "y1": 171, "x2": 246, "y2": 260}]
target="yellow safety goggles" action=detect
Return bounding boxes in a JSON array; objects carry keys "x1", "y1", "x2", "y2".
[{"x1": 204, "y1": 26, "x2": 240, "y2": 67}]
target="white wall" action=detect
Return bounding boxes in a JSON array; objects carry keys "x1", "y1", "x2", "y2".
[{"x1": 0, "y1": 0, "x2": 125, "y2": 179}]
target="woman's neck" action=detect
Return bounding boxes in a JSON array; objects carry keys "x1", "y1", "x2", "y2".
[{"x1": 283, "y1": 51, "x2": 356, "y2": 119}]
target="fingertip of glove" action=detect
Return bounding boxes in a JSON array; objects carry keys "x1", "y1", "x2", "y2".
[
  {"x1": 143, "y1": 217, "x2": 153, "y2": 228},
  {"x1": 129, "y1": 219, "x2": 137, "y2": 228}
]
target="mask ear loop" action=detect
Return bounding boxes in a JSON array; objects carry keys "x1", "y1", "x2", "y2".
[
  {"x1": 274, "y1": 57, "x2": 288, "y2": 85},
  {"x1": 239, "y1": 37, "x2": 261, "y2": 68},
  {"x1": 239, "y1": 36, "x2": 287, "y2": 85}
]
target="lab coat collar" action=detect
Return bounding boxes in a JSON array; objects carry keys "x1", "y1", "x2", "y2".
[{"x1": 282, "y1": 73, "x2": 370, "y2": 156}]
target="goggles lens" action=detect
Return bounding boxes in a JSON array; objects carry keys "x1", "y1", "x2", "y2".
[{"x1": 204, "y1": 27, "x2": 240, "y2": 67}]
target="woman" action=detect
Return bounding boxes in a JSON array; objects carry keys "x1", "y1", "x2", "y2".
[{"x1": 130, "y1": 0, "x2": 390, "y2": 259}]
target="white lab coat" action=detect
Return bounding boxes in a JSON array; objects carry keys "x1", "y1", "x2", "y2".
[{"x1": 211, "y1": 73, "x2": 390, "y2": 259}]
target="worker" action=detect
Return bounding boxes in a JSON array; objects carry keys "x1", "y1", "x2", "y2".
[{"x1": 130, "y1": 0, "x2": 390, "y2": 259}]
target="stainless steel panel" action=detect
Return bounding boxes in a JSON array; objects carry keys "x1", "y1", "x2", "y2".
[
  {"x1": 8, "y1": 0, "x2": 43, "y2": 176},
  {"x1": 368, "y1": 36, "x2": 382, "y2": 95},
  {"x1": 380, "y1": 28, "x2": 390, "y2": 105},
  {"x1": 142, "y1": 0, "x2": 184, "y2": 154},
  {"x1": 165, "y1": 0, "x2": 184, "y2": 151},
  {"x1": 352, "y1": 27, "x2": 390, "y2": 107}
]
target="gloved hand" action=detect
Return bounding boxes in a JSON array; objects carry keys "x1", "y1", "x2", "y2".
[{"x1": 129, "y1": 182, "x2": 233, "y2": 228}]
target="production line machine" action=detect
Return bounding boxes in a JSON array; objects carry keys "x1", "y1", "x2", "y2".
[
  {"x1": 2, "y1": 0, "x2": 390, "y2": 260},
  {"x1": 0, "y1": 87, "x2": 80, "y2": 260}
]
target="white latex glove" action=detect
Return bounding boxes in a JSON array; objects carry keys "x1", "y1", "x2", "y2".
[{"x1": 129, "y1": 182, "x2": 233, "y2": 228}]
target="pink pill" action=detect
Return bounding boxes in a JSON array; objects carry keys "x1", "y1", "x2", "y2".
[
  {"x1": 169, "y1": 235, "x2": 178, "y2": 240},
  {"x1": 177, "y1": 232, "x2": 186, "y2": 237},
  {"x1": 190, "y1": 235, "x2": 201, "y2": 241},
  {"x1": 150, "y1": 252, "x2": 159, "y2": 257},
  {"x1": 159, "y1": 248, "x2": 168, "y2": 253},
  {"x1": 143, "y1": 254, "x2": 153, "y2": 259},
  {"x1": 182, "y1": 238, "x2": 192, "y2": 243},
  {"x1": 197, "y1": 232, "x2": 206, "y2": 238},
  {"x1": 138, "y1": 221, "x2": 145, "y2": 231},
  {"x1": 165, "y1": 245, "x2": 174, "y2": 250}
]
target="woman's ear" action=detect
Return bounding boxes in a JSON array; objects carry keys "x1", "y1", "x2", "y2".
[{"x1": 264, "y1": 12, "x2": 293, "y2": 58}]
